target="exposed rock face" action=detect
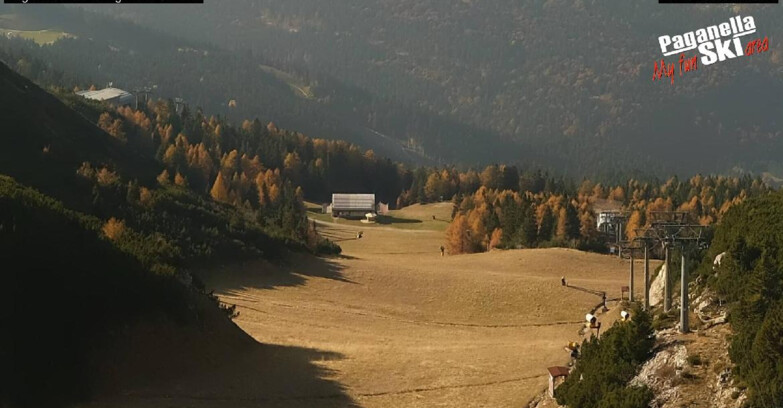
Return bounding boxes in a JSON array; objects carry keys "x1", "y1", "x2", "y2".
[
  {"x1": 531, "y1": 284, "x2": 741, "y2": 408},
  {"x1": 631, "y1": 330, "x2": 688, "y2": 406},
  {"x1": 693, "y1": 289, "x2": 728, "y2": 329},
  {"x1": 526, "y1": 393, "x2": 564, "y2": 408},
  {"x1": 714, "y1": 252, "x2": 727, "y2": 270},
  {"x1": 631, "y1": 326, "x2": 745, "y2": 408},
  {"x1": 649, "y1": 263, "x2": 666, "y2": 307}
]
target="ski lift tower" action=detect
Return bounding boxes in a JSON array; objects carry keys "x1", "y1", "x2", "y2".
[
  {"x1": 618, "y1": 241, "x2": 645, "y2": 303},
  {"x1": 133, "y1": 85, "x2": 157, "y2": 110},
  {"x1": 631, "y1": 234, "x2": 658, "y2": 311},
  {"x1": 174, "y1": 97, "x2": 185, "y2": 114},
  {"x1": 635, "y1": 211, "x2": 707, "y2": 333},
  {"x1": 597, "y1": 211, "x2": 628, "y2": 257}
]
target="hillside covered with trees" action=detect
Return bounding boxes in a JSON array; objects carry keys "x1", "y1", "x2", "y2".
[
  {"x1": 75, "y1": 1, "x2": 783, "y2": 178},
  {"x1": 0, "y1": 57, "x2": 346, "y2": 406},
  {"x1": 0, "y1": 5, "x2": 511, "y2": 166},
  {"x1": 3, "y1": 39, "x2": 768, "y2": 257},
  {"x1": 3, "y1": 30, "x2": 770, "y2": 260},
  {"x1": 3, "y1": 3, "x2": 783, "y2": 407},
  {"x1": 555, "y1": 305, "x2": 655, "y2": 408},
  {"x1": 442, "y1": 173, "x2": 765, "y2": 255},
  {"x1": 702, "y1": 191, "x2": 783, "y2": 406},
  {"x1": 1, "y1": 175, "x2": 195, "y2": 406}
]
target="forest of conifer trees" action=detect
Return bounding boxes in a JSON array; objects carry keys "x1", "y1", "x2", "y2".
[{"x1": 75, "y1": 89, "x2": 769, "y2": 259}]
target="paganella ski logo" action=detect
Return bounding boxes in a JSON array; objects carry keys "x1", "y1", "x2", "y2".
[{"x1": 653, "y1": 15, "x2": 769, "y2": 85}]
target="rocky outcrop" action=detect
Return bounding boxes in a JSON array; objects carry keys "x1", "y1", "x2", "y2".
[
  {"x1": 631, "y1": 329, "x2": 688, "y2": 406},
  {"x1": 713, "y1": 252, "x2": 727, "y2": 270},
  {"x1": 649, "y1": 263, "x2": 666, "y2": 307},
  {"x1": 693, "y1": 289, "x2": 728, "y2": 329},
  {"x1": 631, "y1": 325, "x2": 745, "y2": 408},
  {"x1": 529, "y1": 290, "x2": 740, "y2": 408}
]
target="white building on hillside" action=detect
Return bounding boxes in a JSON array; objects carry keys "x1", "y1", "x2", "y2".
[
  {"x1": 331, "y1": 193, "x2": 376, "y2": 218},
  {"x1": 76, "y1": 87, "x2": 134, "y2": 106}
]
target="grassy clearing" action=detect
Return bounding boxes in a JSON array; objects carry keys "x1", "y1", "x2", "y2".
[
  {"x1": 305, "y1": 201, "x2": 453, "y2": 231},
  {"x1": 199, "y1": 215, "x2": 659, "y2": 408},
  {"x1": 259, "y1": 64, "x2": 315, "y2": 99},
  {"x1": 0, "y1": 28, "x2": 73, "y2": 45}
]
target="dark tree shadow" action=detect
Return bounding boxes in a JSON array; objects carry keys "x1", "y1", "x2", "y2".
[
  {"x1": 199, "y1": 254, "x2": 357, "y2": 294},
  {"x1": 376, "y1": 215, "x2": 422, "y2": 225},
  {"x1": 331, "y1": 237, "x2": 360, "y2": 242},
  {"x1": 335, "y1": 254, "x2": 360, "y2": 260},
  {"x1": 181, "y1": 250, "x2": 364, "y2": 407},
  {"x1": 317, "y1": 228, "x2": 360, "y2": 242},
  {"x1": 87, "y1": 297, "x2": 361, "y2": 408}
]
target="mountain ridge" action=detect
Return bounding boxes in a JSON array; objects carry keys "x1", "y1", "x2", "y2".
[{"x1": 73, "y1": 2, "x2": 783, "y2": 176}]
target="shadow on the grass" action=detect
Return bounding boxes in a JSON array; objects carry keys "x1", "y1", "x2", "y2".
[
  {"x1": 202, "y1": 254, "x2": 358, "y2": 294},
  {"x1": 376, "y1": 215, "x2": 422, "y2": 225},
  {"x1": 87, "y1": 301, "x2": 362, "y2": 408},
  {"x1": 335, "y1": 253, "x2": 360, "y2": 260},
  {"x1": 331, "y1": 237, "x2": 359, "y2": 242}
]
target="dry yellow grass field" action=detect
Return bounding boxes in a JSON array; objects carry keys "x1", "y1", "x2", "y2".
[{"x1": 188, "y1": 203, "x2": 659, "y2": 407}]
